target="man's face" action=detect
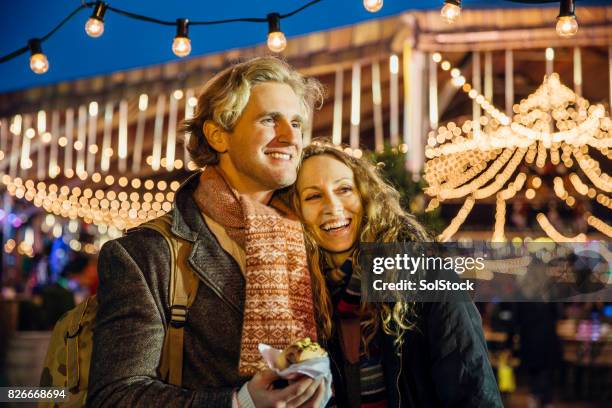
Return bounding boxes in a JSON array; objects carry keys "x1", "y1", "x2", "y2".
[{"x1": 221, "y1": 81, "x2": 305, "y2": 194}]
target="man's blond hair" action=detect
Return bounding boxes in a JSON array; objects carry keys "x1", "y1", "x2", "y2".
[{"x1": 182, "y1": 57, "x2": 324, "y2": 167}]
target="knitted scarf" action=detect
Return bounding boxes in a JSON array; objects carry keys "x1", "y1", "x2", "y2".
[
  {"x1": 327, "y1": 259, "x2": 388, "y2": 408},
  {"x1": 194, "y1": 166, "x2": 318, "y2": 376}
]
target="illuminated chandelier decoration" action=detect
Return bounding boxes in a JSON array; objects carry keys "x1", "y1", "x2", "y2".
[{"x1": 424, "y1": 62, "x2": 612, "y2": 242}]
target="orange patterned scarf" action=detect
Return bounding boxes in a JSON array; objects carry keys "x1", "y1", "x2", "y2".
[{"x1": 194, "y1": 166, "x2": 317, "y2": 376}]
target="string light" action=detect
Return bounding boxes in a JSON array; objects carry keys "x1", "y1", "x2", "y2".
[
  {"x1": 389, "y1": 54, "x2": 399, "y2": 75},
  {"x1": 493, "y1": 173, "x2": 527, "y2": 241},
  {"x1": 596, "y1": 193, "x2": 612, "y2": 210},
  {"x1": 556, "y1": 0, "x2": 578, "y2": 38},
  {"x1": 438, "y1": 196, "x2": 474, "y2": 242},
  {"x1": 0, "y1": 142, "x2": 184, "y2": 230},
  {"x1": 440, "y1": 0, "x2": 461, "y2": 24},
  {"x1": 569, "y1": 173, "x2": 589, "y2": 195},
  {"x1": 363, "y1": 0, "x2": 383, "y2": 13},
  {"x1": 266, "y1": 13, "x2": 286, "y2": 53},
  {"x1": 573, "y1": 150, "x2": 612, "y2": 192},
  {"x1": 28, "y1": 39, "x2": 49, "y2": 74},
  {"x1": 173, "y1": 89, "x2": 184, "y2": 100},
  {"x1": 0, "y1": 173, "x2": 170, "y2": 230},
  {"x1": 553, "y1": 177, "x2": 568, "y2": 199},
  {"x1": 587, "y1": 214, "x2": 612, "y2": 237},
  {"x1": 172, "y1": 19, "x2": 191, "y2": 58},
  {"x1": 138, "y1": 93, "x2": 149, "y2": 111},
  {"x1": 2, "y1": 1, "x2": 328, "y2": 71},
  {"x1": 85, "y1": 1, "x2": 108, "y2": 38},
  {"x1": 37, "y1": 1, "x2": 602, "y2": 115},
  {"x1": 452, "y1": 75, "x2": 466, "y2": 87},
  {"x1": 536, "y1": 213, "x2": 586, "y2": 242}
]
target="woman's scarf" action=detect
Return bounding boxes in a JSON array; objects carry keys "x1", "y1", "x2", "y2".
[
  {"x1": 326, "y1": 258, "x2": 389, "y2": 407},
  {"x1": 194, "y1": 166, "x2": 317, "y2": 376}
]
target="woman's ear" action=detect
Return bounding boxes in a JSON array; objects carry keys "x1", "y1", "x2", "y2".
[{"x1": 203, "y1": 120, "x2": 229, "y2": 153}]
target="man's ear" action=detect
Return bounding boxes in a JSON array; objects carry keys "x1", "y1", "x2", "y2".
[{"x1": 203, "y1": 120, "x2": 229, "y2": 153}]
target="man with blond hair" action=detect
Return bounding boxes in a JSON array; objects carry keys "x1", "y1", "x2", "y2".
[{"x1": 88, "y1": 57, "x2": 326, "y2": 407}]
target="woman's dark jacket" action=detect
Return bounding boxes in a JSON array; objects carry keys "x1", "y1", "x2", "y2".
[{"x1": 324, "y1": 221, "x2": 502, "y2": 407}]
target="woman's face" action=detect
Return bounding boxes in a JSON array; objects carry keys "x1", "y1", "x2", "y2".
[{"x1": 296, "y1": 155, "x2": 363, "y2": 253}]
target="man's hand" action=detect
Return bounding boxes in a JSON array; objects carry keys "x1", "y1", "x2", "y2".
[{"x1": 247, "y1": 369, "x2": 326, "y2": 408}]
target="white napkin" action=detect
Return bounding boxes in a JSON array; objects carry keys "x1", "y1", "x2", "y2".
[{"x1": 258, "y1": 343, "x2": 333, "y2": 406}]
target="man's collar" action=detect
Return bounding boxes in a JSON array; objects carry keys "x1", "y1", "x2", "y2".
[{"x1": 169, "y1": 171, "x2": 203, "y2": 242}]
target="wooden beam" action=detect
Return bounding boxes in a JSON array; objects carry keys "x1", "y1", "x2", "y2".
[{"x1": 416, "y1": 25, "x2": 612, "y2": 53}]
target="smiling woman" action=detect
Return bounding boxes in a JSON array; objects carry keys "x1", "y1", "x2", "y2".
[
  {"x1": 297, "y1": 153, "x2": 364, "y2": 258},
  {"x1": 292, "y1": 140, "x2": 502, "y2": 407},
  {"x1": 293, "y1": 141, "x2": 429, "y2": 344}
]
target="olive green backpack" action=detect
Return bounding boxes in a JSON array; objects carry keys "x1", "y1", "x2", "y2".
[{"x1": 38, "y1": 214, "x2": 199, "y2": 407}]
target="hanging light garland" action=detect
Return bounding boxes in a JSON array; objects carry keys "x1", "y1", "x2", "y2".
[
  {"x1": 0, "y1": 172, "x2": 180, "y2": 231},
  {"x1": 0, "y1": 1, "x2": 587, "y2": 76},
  {"x1": 0, "y1": 84, "x2": 205, "y2": 233},
  {"x1": 0, "y1": 0, "x2": 325, "y2": 73},
  {"x1": 492, "y1": 172, "x2": 527, "y2": 241},
  {"x1": 425, "y1": 52, "x2": 611, "y2": 242}
]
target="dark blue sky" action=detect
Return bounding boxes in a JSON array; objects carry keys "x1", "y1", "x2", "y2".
[{"x1": 0, "y1": 0, "x2": 608, "y2": 93}]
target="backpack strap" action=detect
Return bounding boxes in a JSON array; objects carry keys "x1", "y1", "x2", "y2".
[
  {"x1": 65, "y1": 295, "x2": 95, "y2": 391},
  {"x1": 137, "y1": 214, "x2": 199, "y2": 386}
]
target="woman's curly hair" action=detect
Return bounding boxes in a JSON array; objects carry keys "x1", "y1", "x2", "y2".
[{"x1": 292, "y1": 140, "x2": 431, "y2": 351}]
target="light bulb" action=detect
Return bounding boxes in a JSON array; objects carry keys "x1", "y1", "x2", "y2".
[
  {"x1": 267, "y1": 32, "x2": 287, "y2": 53},
  {"x1": 85, "y1": 18, "x2": 104, "y2": 37},
  {"x1": 172, "y1": 37, "x2": 191, "y2": 57},
  {"x1": 363, "y1": 0, "x2": 383, "y2": 13},
  {"x1": 556, "y1": 15, "x2": 578, "y2": 37},
  {"x1": 30, "y1": 53, "x2": 49, "y2": 74},
  {"x1": 85, "y1": 2, "x2": 107, "y2": 38},
  {"x1": 267, "y1": 13, "x2": 286, "y2": 53},
  {"x1": 172, "y1": 18, "x2": 191, "y2": 57},
  {"x1": 389, "y1": 54, "x2": 399, "y2": 74},
  {"x1": 440, "y1": 1, "x2": 461, "y2": 24},
  {"x1": 556, "y1": 0, "x2": 578, "y2": 38},
  {"x1": 28, "y1": 39, "x2": 48, "y2": 74}
]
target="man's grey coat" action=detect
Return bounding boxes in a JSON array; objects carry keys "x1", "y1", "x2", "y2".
[{"x1": 88, "y1": 173, "x2": 247, "y2": 407}]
